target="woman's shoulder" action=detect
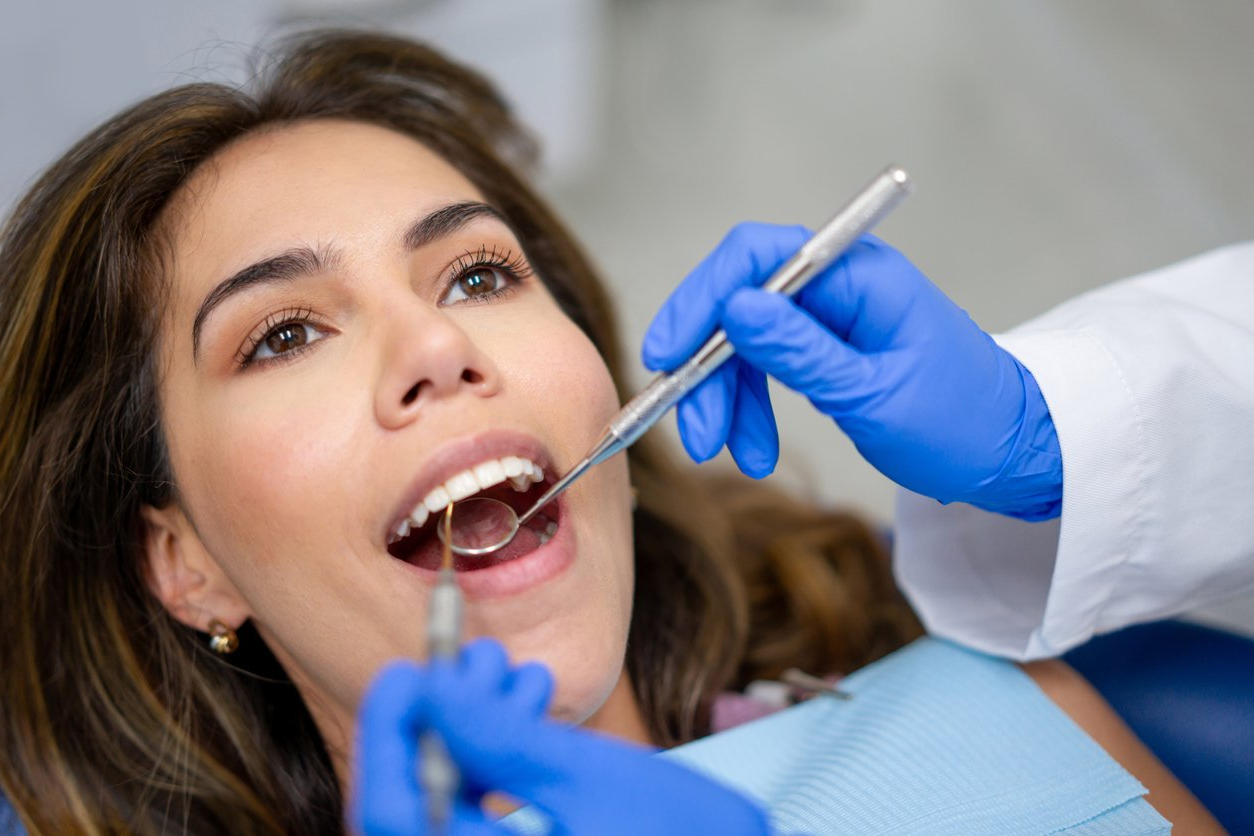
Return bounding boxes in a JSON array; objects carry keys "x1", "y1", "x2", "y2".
[{"x1": 1021, "y1": 658, "x2": 1220, "y2": 832}]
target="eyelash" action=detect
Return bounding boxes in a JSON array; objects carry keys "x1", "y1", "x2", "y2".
[
  {"x1": 442, "y1": 245, "x2": 534, "y2": 305},
  {"x1": 236, "y1": 246, "x2": 534, "y2": 368},
  {"x1": 237, "y1": 306, "x2": 326, "y2": 369}
]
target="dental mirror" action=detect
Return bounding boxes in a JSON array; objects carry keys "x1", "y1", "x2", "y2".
[
  {"x1": 436, "y1": 496, "x2": 522, "y2": 557},
  {"x1": 438, "y1": 458, "x2": 579, "y2": 556},
  {"x1": 438, "y1": 463, "x2": 578, "y2": 556}
]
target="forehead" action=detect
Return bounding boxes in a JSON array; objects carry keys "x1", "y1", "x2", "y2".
[{"x1": 160, "y1": 119, "x2": 487, "y2": 297}]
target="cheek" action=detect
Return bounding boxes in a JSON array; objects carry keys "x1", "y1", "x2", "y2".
[
  {"x1": 162, "y1": 376, "x2": 399, "y2": 705},
  {"x1": 164, "y1": 372, "x2": 367, "y2": 574},
  {"x1": 500, "y1": 314, "x2": 621, "y2": 432},
  {"x1": 476, "y1": 309, "x2": 636, "y2": 720}
]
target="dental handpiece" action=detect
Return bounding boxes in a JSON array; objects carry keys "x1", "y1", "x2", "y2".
[
  {"x1": 515, "y1": 165, "x2": 913, "y2": 528},
  {"x1": 420, "y1": 507, "x2": 464, "y2": 832}
]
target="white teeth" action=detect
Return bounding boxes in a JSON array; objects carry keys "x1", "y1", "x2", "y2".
[
  {"x1": 536, "y1": 519, "x2": 558, "y2": 546},
  {"x1": 396, "y1": 455, "x2": 546, "y2": 542},
  {"x1": 423, "y1": 485, "x2": 452, "y2": 514},
  {"x1": 474, "y1": 460, "x2": 506, "y2": 488},
  {"x1": 446, "y1": 471, "x2": 479, "y2": 501}
]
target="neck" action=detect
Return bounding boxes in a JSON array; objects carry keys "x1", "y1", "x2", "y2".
[{"x1": 297, "y1": 678, "x2": 355, "y2": 790}]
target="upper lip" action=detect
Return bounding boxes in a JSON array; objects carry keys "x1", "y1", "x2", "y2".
[{"x1": 383, "y1": 429, "x2": 555, "y2": 545}]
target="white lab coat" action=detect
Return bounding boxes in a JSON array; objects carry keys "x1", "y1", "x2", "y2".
[{"x1": 893, "y1": 241, "x2": 1254, "y2": 660}]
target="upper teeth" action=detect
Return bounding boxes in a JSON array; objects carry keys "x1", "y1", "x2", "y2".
[{"x1": 390, "y1": 455, "x2": 545, "y2": 543}]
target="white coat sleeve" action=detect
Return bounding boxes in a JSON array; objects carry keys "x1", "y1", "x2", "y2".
[{"x1": 892, "y1": 241, "x2": 1254, "y2": 660}]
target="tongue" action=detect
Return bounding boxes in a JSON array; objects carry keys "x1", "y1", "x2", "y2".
[
  {"x1": 455, "y1": 524, "x2": 544, "y2": 571},
  {"x1": 405, "y1": 522, "x2": 545, "y2": 572}
]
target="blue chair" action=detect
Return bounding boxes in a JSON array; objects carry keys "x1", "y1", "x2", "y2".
[
  {"x1": 0, "y1": 794, "x2": 18, "y2": 836},
  {"x1": 1065, "y1": 619, "x2": 1254, "y2": 833}
]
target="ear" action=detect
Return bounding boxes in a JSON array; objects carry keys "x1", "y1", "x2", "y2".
[{"x1": 141, "y1": 503, "x2": 252, "y2": 633}]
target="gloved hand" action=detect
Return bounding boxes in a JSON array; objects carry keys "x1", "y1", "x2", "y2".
[
  {"x1": 353, "y1": 638, "x2": 769, "y2": 835},
  {"x1": 642, "y1": 225, "x2": 1061, "y2": 521}
]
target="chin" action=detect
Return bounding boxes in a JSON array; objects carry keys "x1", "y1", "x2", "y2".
[
  {"x1": 502, "y1": 605, "x2": 631, "y2": 727},
  {"x1": 550, "y1": 664, "x2": 625, "y2": 725}
]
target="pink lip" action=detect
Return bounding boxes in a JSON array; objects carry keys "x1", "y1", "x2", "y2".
[
  {"x1": 396, "y1": 492, "x2": 574, "y2": 599},
  {"x1": 384, "y1": 428, "x2": 555, "y2": 544}
]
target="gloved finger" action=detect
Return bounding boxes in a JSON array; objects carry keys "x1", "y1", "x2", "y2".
[
  {"x1": 505, "y1": 662, "x2": 555, "y2": 719},
  {"x1": 721, "y1": 289, "x2": 876, "y2": 415},
  {"x1": 455, "y1": 718, "x2": 624, "y2": 817},
  {"x1": 445, "y1": 789, "x2": 503, "y2": 835},
  {"x1": 424, "y1": 640, "x2": 511, "y2": 745},
  {"x1": 448, "y1": 816, "x2": 502, "y2": 836},
  {"x1": 354, "y1": 662, "x2": 428, "y2": 836},
  {"x1": 454, "y1": 638, "x2": 511, "y2": 697},
  {"x1": 642, "y1": 223, "x2": 812, "y2": 371},
  {"x1": 726, "y1": 364, "x2": 778, "y2": 479},
  {"x1": 675, "y1": 360, "x2": 738, "y2": 463},
  {"x1": 474, "y1": 721, "x2": 768, "y2": 836}
]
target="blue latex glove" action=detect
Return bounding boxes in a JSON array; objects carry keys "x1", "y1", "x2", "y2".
[
  {"x1": 642, "y1": 225, "x2": 1062, "y2": 521},
  {"x1": 353, "y1": 639, "x2": 769, "y2": 835}
]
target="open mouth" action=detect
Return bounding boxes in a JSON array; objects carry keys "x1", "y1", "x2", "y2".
[{"x1": 387, "y1": 456, "x2": 560, "y2": 572}]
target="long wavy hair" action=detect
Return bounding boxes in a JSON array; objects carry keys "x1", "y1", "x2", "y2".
[{"x1": 0, "y1": 30, "x2": 920, "y2": 834}]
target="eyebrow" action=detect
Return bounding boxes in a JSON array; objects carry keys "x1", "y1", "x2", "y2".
[{"x1": 190, "y1": 200, "x2": 508, "y2": 359}]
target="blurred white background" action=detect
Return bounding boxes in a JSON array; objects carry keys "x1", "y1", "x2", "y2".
[{"x1": 3, "y1": 0, "x2": 1251, "y2": 633}]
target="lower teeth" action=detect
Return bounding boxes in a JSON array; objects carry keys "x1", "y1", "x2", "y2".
[{"x1": 534, "y1": 519, "x2": 558, "y2": 547}]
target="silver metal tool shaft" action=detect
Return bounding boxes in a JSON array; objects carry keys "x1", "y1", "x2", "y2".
[
  {"x1": 517, "y1": 165, "x2": 912, "y2": 528},
  {"x1": 427, "y1": 565, "x2": 463, "y2": 658},
  {"x1": 422, "y1": 511, "x2": 465, "y2": 832}
]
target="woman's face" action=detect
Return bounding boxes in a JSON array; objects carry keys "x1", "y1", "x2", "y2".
[{"x1": 147, "y1": 120, "x2": 638, "y2": 749}]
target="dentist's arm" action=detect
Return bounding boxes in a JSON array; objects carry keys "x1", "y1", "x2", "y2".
[
  {"x1": 645, "y1": 227, "x2": 1254, "y2": 659},
  {"x1": 895, "y1": 242, "x2": 1254, "y2": 658},
  {"x1": 353, "y1": 639, "x2": 769, "y2": 836}
]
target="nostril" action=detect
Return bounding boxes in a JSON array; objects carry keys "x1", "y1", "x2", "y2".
[{"x1": 398, "y1": 370, "x2": 483, "y2": 409}]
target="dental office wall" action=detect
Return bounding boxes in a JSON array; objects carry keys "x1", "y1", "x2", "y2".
[{"x1": 4, "y1": 0, "x2": 1252, "y2": 635}]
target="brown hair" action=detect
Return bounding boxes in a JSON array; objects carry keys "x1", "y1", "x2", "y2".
[{"x1": 0, "y1": 30, "x2": 919, "y2": 833}]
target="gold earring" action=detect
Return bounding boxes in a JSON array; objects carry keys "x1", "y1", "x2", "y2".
[{"x1": 208, "y1": 619, "x2": 239, "y2": 655}]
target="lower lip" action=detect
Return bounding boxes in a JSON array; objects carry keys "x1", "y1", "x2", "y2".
[{"x1": 400, "y1": 499, "x2": 574, "y2": 599}]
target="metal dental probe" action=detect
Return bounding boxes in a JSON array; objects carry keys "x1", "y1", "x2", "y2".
[
  {"x1": 420, "y1": 504, "x2": 463, "y2": 832},
  {"x1": 445, "y1": 166, "x2": 913, "y2": 557}
]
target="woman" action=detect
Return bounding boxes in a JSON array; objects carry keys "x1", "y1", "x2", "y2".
[{"x1": 0, "y1": 30, "x2": 1215, "y2": 833}]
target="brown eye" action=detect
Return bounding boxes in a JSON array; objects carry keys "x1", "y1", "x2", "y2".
[
  {"x1": 442, "y1": 265, "x2": 515, "y2": 305},
  {"x1": 458, "y1": 268, "x2": 500, "y2": 297},
  {"x1": 248, "y1": 319, "x2": 329, "y2": 364},
  {"x1": 265, "y1": 324, "x2": 309, "y2": 355}
]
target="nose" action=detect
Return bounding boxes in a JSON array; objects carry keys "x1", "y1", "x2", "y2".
[{"x1": 375, "y1": 301, "x2": 502, "y2": 429}]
